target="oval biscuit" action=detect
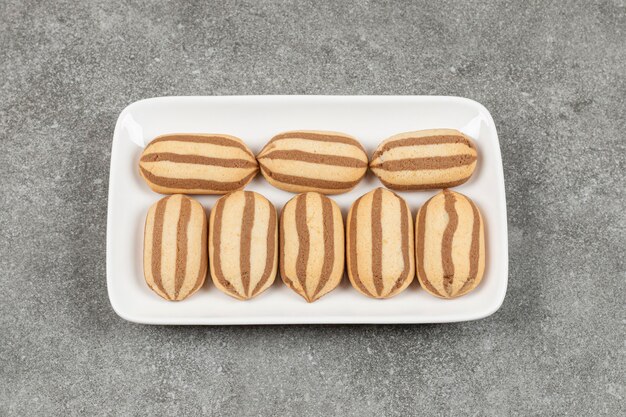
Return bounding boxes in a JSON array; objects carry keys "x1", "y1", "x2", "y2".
[
  {"x1": 139, "y1": 133, "x2": 258, "y2": 194},
  {"x1": 415, "y1": 189, "x2": 485, "y2": 298},
  {"x1": 144, "y1": 194, "x2": 208, "y2": 301},
  {"x1": 280, "y1": 192, "x2": 344, "y2": 302},
  {"x1": 257, "y1": 130, "x2": 368, "y2": 194},
  {"x1": 209, "y1": 191, "x2": 278, "y2": 300},
  {"x1": 346, "y1": 188, "x2": 415, "y2": 298},
  {"x1": 370, "y1": 129, "x2": 477, "y2": 190}
]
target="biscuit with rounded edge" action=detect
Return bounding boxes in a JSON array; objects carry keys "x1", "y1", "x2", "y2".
[
  {"x1": 371, "y1": 129, "x2": 477, "y2": 190},
  {"x1": 280, "y1": 192, "x2": 344, "y2": 302},
  {"x1": 139, "y1": 133, "x2": 258, "y2": 194},
  {"x1": 346, "y1": 187, "x2": 414, "y2": 298},
  {"x1": 144, "y1": 194, "x2": 207, "y2": 301},
  {"x1": 415, "y1": 189, "x2": 485, "y2": 298},
  {"x1": 209, "y1": 190, "x2": 278, "y2": 300},
  {"x1": 257, "y1": 130, "x2": 368, "y2": 194}
]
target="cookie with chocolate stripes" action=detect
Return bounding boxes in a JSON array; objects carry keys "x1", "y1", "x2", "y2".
[
  {"x1": 139, "y1": 133, "x2": 258, "y2": 194},
  {"x1": 370, "y1": 129, "x2": 477, "y2": 190},
  {"x1": 144, "y1": 194, "x2": 208, "y2": 301},
  {"x1": 257, "y1": 130, "x2": 368, "y2": 194},
  {"x1": 280, "y1": 192, "x2": 344, "y2": 302},
  {"x1": 209, "y1": 191, "x2": 278, "y2": 300},
  {"x1": 415, "y1": 190, "x2": 485, "y2": 298},
  {"x1": 346, "y1": 188, "x2": 415, "y2": 298}
]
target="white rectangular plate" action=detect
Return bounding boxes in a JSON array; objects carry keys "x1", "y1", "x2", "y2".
[{"x1": 107, "y1": 96, "x2": 508, "y2": 325}]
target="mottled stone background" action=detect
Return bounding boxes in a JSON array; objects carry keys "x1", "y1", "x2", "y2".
[{"x1": 1, "y1": 1, "x2": 624, "y2": 416}]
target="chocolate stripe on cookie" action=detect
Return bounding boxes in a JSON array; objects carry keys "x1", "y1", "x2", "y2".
[
  {"x1": 259, "y1": 168, "x2": 359, "y2": 191},
  {"x1": 373, "y1": 135, "x2": 473, "y2": 158},
  {"x1": 378, "y1": 176, "x2": 472, "y2": 191},
  {"x1": 348, "y1": 197, "x2": 373, "y2": 297},
  {"x1": 186, "y1": 212, "x2": 208, "y2": 298},
  {"x1": 279, "y1": 205, "x2": 287, "y2": 285},
  {"x1": 416, "y1": 197, "x2": 443, "y2": 297},
  {"x1": 371, "y1": 154, "x2": 477, "y2": 171},
  {"x1": 458, "y1": 199, "x2": 481, "y2": 295},
  {"x1": 313, "y1": 195, "x2": 335, "y2": 298},
  {"x1": 442, "y1": 190, "x2": 459, "y2": 296},
  {"x1": 260, "y1": 150, "x2": 367, "y2": 168},
  {"x1": 239, "y1": 192, "x2": 255, "y2": 297},
  {"x1": 174, "y1": 196, "x2": 191, "y2": 299},
  {"x1": 295, "y1": 194, "x2": 310, "y2": 292},
  {"x1": 252, "y1": 200, "x2": 276, "y2": 297},
  {"x1": 141, "y1": 152, "x2": 258, "y2": 168},
  {"x1": 371, "y1": 188, "x2": 384, "y2": 296},
  {"x1": 151, "y1": 196, "x2": 170, "y2": 299},
  {"x1": 395, "y1": 195, "x2": 410, "y2": 291},
  {"x1": 270, "y1": 131, "x2": 366, "y2": 151},
  {"x1": 468, "y1": 199, "x2": 481, "y2": 282},
  {"x1": 151, "y1": 134, "x2": 255, "y2": 156},
  {"x1": 141, "y1": 168, "x2": 257, "y2": 192},
  {"x1": 211, "y1": 197, "x2": 243, "y2": 298}
]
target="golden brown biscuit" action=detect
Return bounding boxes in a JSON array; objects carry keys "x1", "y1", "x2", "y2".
[
  {"x1": 257, "y1": 130, "x2": 368, "y2": 194},
  {"x1": 139, "y1": 133, "x2": 258, "y2": 194},
  {"x1": 280, "y1": 192, "x2": 344, "y2": 302},
  {"x1": 346, "y1": 188, "x2": 415, "y2": 298},
  {"x1": 370, "y1": 129, "x2": 477, "y2": 190},
  {"x1": 415, "y1": 189, "x2": 485, "y2": 298},
  {"x1": 209, "y1": 191, "x2": 278, "y2": 300},
  {"x1": 143, "y1": 194, "x2": 207, "y2": 301}
]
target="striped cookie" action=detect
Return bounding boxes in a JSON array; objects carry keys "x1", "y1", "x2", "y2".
[
  {"x1": 346, "y1": 188, "x2": 415, "y2": 298},
  {"x1": 209, "y1": 191, "x2": 278, "y2": 300},
  {"x1": 144, "y1": 194, "x2": 208, "y2": 301},
  {"x1": 370, "y1": 129, "x2": 477, "y2": 190},
  {"x1": 257, "y1": 130, "x2": 368, "y2": 194},
  {"x1": 139, "y1": 133, "x2": 258, "y2": 194},
  {"x1": 415, "y1": 189, "x2": 485, "y2": 298},
  {"x1": 280, "y1": 192, "x2": 344, "y2": 302}
]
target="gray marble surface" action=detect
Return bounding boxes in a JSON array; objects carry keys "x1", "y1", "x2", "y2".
[{"x1": 1, "y1": 1, "x2": 624, "y2": 416}]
